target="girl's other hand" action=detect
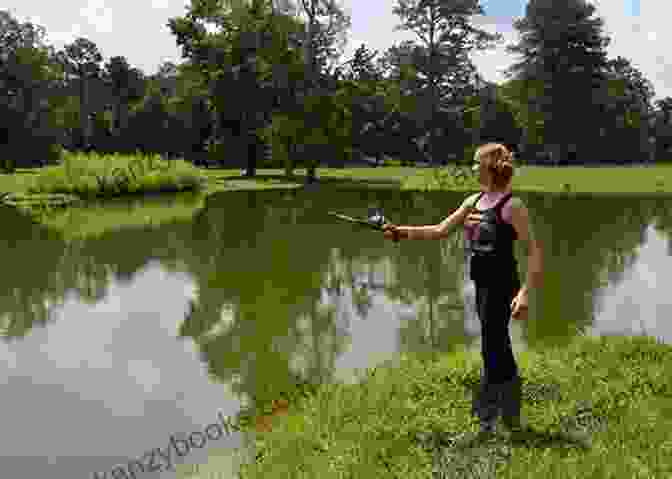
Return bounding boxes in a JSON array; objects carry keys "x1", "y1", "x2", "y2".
[{"x1": 511, "y1": 289, "x2": 529, "y2": 321}]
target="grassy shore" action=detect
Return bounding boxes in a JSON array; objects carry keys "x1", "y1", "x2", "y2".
[
  {"x1": 401, "y1": 164, "x2": 672, "y2": 194},
  {"x1": 2, "y1": 163, "x2": 670, "y2": 206},
  {"x1": 231, "y1": 332, "x2": 672, "y2": 479},
  {"x1": 0, "y1": 152, "x2": 208, "y2": 201},
  {"x1": 201, "y1": 164, "x2": 672, "y2": 194}
]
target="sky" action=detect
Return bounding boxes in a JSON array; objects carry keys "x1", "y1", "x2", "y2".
[{"x1": 5, "y1": 0, "x2": 668, "y2": 100}]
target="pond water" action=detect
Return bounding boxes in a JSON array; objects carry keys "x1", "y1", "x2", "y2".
[{"x1": 0, "y1": 187, "x2": 671, "y2": 479}]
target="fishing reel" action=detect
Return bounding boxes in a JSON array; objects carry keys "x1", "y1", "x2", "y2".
[{"x1": 368, "y1": 208, "x2": 388, "y2": 229}]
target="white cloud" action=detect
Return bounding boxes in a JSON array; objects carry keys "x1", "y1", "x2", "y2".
[
  {"x1": 44, "y1": 24, "x2": 84, "y2": 47},
  {"x1": 588, "y1": 0, "x2": 671, "y2": 99},
  {"x1": 80, "y1": 0, "x2": 114, "y2": 34},
  {"x1": 3, "y1": 0, "x2": 672, "y2": 97}
]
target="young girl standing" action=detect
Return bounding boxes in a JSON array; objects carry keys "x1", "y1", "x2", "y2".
[{"x1": 383, "y1": 143, "x2": 543, "y2": 440}]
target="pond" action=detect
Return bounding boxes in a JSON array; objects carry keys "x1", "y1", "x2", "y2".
[{"x1": 0, "y1": 187, "x2": 671, "y2": 478}]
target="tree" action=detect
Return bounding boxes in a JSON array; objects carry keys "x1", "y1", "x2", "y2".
[
  {"x1": 653, "y1": 96, "x2": 672, "y2": 160},
  {"x1": 598, "y1": 56, "x2": 657, "y2": 163},
  {"x1": 58, "y1": 38, "x2": 104, "y2": 150},
  {"x1": 103, "y1": 56, "x2": 145, "y2": 142},
  {"x1": 390, "y1": 0, "x2": 501, "y2": 165},
  {"x1": 169, "y1": 0, "x2": 301, "y2": 174},
  {"x1": 605, "y1": 56, "x2": 655, "y2": 110},
  {"x1": 210, "y1": 0, "x2": 352, "y2": 182},
  {"x1": 506, "y1": 0, "x2": 611, "y2": 164},
  {"x1": 0, "y1": 10, "x2": 65, "y2": 169}
]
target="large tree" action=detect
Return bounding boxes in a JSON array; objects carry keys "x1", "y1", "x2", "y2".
[
  {"x1": 506, "y1": 0, "x2": 611, "y2": 164},
  {"x1": 103, "y1": 56, "x2": 146, "y2": 142},
  {"x1": 0, "y1": 10, "x2": 65, "y2": 170},
  {"x1": 389, "y1": 0, "x2": 501, "y2": 165},
  {"x1": 598, "y1": 56, "x2": 657, "y2": 163},
  {"x1": 58, "y1": 37, "x2": 104, "y2": 151},
  {"x1": 169, "y1": 0, "x2": 352, "y2": 181}
]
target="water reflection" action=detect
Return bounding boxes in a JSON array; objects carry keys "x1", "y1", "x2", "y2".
[
  {"x1": 0, "y1": 189, "x2": 670, "y2": 478},
  {"x1": 589, "y1": 223, "x2": 672, "y2": 343}
]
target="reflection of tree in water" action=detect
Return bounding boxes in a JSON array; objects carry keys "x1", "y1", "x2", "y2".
[
  {"x1": 0, "y1": 207, "x2": 66, "y2": 340},
  {"x1": 0, "y1": 201, "x2": 196, "y2": 340},
  {"x1": 649, "y1": 199, "x2": 672, "y2": 255},
  {"x1": 177, "y1": 190, "x2": 356, "y2": 414}
]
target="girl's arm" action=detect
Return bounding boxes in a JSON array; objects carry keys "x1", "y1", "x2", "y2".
[
  {"x1": 510, "y1": 200, "x2": 543, "y2": 292},
  {"x1": 396, "y1": 194, "x2": 478, "y2": 240}
]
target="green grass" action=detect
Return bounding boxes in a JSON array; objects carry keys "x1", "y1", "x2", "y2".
[
  {"x1": 4, "y1": 162, "x2": 670, "y2": 203},
  {"x1": 17, "y1": 151, "x2": 208, "y2": 199},
  {"x1": 231, "y1": 333, "x2": 672, "y2": 479},
  {"x1": 196, "y1": 164, "x2": 672, "y2": 194},
  {"x1": 402, "y1": 164, "x2": 672, "y2": 194}
]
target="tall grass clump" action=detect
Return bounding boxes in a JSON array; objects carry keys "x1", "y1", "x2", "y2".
[{"x1": 27, "y1": 151, "x2": 207, "y2": 198}]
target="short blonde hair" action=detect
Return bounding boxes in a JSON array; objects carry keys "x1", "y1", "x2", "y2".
[{"x1": 474, "y1": 143, "x2": 514, "y2": 189}]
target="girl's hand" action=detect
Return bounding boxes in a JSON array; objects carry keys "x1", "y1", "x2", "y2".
[
  {"x1": 464, "y1": 212, "x2": 482, "y2": 227},
  {"x1": 511, "y1": 289, "x2": 529, "y2": 320},
  {"x1": 383, "y1": 224, "x2": 401, "y2": 242},
  {"x1": 464, "y1": 207, "x2": 482, "y2": 227}
]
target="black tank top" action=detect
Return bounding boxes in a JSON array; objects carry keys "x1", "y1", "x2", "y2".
[{"x1": 465, "y1": 192, "x2": 518, "y2": 260}]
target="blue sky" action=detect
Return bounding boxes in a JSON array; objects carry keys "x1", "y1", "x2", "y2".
[{"x1": 3, "y1": 0, "x2": 666, "y2": 98}]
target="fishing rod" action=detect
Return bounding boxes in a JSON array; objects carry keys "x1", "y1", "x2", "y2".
[{"x1": 328, "y1": 208, "x2": 401, "y2": 242}]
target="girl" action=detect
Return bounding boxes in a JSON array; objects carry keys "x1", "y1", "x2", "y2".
[{"x1": 383, "y1": 143, "x2": 543, "y2": 440}]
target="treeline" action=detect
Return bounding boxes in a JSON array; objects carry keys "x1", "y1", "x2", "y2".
[{"x1": 2, "y1": 0, "x2": 672, "y2": 180}]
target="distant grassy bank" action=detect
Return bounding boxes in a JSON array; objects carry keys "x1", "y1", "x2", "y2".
[
  {"x1": 200, "y1": 164, "x2": 672, "y2": 194},
  {"x1": 230, "y1": 333, "x2": 672, "y2": 479},
  {"x1": 1, "y1": 163, "x2": 670, "y2": 215}
]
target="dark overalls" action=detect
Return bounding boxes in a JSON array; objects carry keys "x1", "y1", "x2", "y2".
[{"x1": 465, "y1": 192, "x2": 523, "y2": 429}]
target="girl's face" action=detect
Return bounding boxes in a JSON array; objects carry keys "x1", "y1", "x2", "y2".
[
  {"x1": 472, "y1": 152, "x2": 513, "y2": 191},
  {"x1": 472, "y1": 156, "x2": 491, "y2": 189}
]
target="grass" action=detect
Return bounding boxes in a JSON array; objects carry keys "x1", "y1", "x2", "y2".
[
  {"x1": 198, "y1": 164, "x2": 672, "y2": 194},
  {"x1": 14, "y1": 151, "x2": 208, "y2": 200},
  {"x1": 402, "y1": 164, "x2": 672, "y2": 194},
  {"x1": 3, "y1": 162, "x2": 670, "y2": 205},
  {"x1": 230, "y1": 332, "x2": 672, "y2": 479}
]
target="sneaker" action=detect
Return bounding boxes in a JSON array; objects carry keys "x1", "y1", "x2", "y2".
[
  {"x1": 480, "y1": 419, "x2": 497, "y2": 435},
  {"x1": 502, "y1": 414, "x2": 523, "y2": 431}
]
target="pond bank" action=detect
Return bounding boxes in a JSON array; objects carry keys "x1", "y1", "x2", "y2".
[
  {"x1": 230, "y1": 333, "x2": 672, "y2": 478},
  {"x1": 2, "y1": 164, "x2": 671, "y2": 215}
]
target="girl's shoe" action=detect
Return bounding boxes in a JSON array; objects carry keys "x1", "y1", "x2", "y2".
[{"x1": 453, "y1": 420, "x2": 498, "y2": 449}]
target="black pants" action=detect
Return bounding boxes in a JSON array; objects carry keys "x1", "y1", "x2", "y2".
[
  {"x1": 470, "y1": 255, "x2": 521, "y2": 422},
  {"x1": 475, "y1": 278, "x2": 519, "y2": 384}
]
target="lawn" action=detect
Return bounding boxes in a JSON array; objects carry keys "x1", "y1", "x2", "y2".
[
  {"x1": 200, "y1": 164, "x2": 672, "y2": 194},
  {"x1": 401, "y1": 164, "x2": 672, "y2": 194},
  {"x1": 2, "y1": 163, "x2": 670, "y2": 205},
  {"x1": 230, "y1": 332, "x2": 672, "y2": 479}
]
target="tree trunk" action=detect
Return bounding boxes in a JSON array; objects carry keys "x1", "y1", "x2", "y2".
[
  {"x1": 244, "y1": 130, "x2": 257, "y2": 177},
  {"x1": 639, "y1": 100, "x2": 652, "y2": 164},
  {"x1": 80, "y1": 77, "x2": 91, "y2": 150},
  {"x1": 306, "y1": 163, "x2": 316, "y2": 183}
]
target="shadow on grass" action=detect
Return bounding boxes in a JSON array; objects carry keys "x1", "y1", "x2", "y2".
[{"x1": 414, "y1": 375, "x2": 595, "y2": 478}]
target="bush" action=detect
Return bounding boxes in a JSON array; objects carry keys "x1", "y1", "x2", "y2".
[{"x1": 26, "y1": 152, "x2": 207, "y2": 198}]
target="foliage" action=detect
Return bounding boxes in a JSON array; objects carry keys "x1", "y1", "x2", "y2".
[
  {"x1": 26, "y1": 151, "x2": 207, "y2": 198},
  {"x1": 385, "y1": 0, "x2": 502, "y2": 164},
  {"x1": 506, "y1": 0, "x2": 612, "y2": 163}
]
